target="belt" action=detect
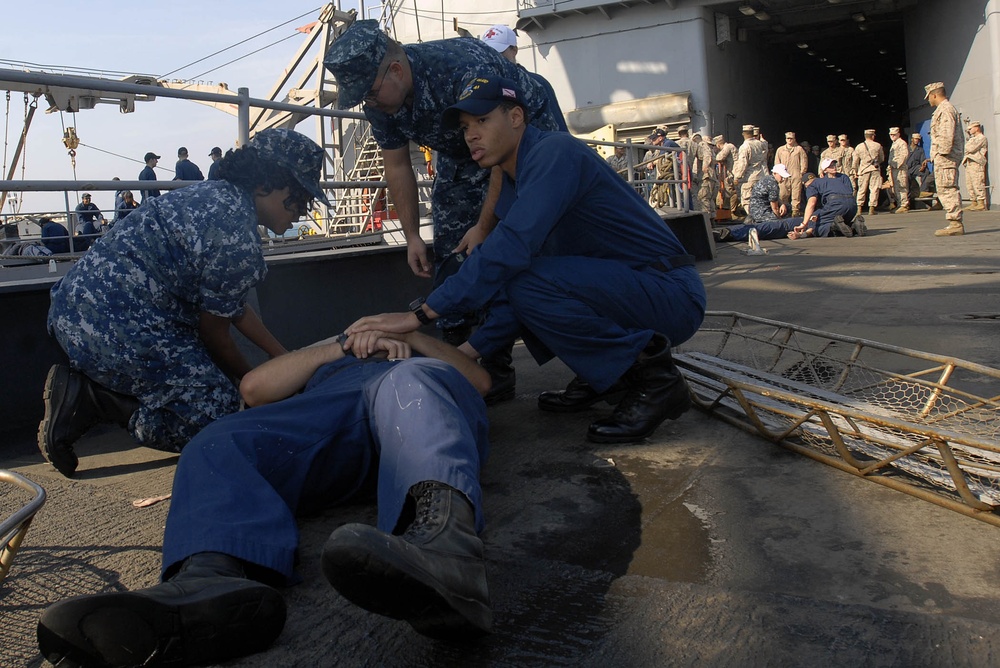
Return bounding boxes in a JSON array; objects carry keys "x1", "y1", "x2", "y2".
[{"x1": 650, "y1": 254, "x2": 696, "y2": 272}]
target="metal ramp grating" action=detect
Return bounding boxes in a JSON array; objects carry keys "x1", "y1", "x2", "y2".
[{"x1": 675, "y1": 311, "x2": 1000, "y2": 525}]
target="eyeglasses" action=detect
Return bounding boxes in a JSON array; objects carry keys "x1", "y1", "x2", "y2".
[{"x1": 363, "y1": 63, "x2": 391, "y2": 107}]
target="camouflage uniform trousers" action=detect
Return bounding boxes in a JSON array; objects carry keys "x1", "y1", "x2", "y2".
[
  {"x1": 856, "y1": 171, "x2": 883, "y2": 209},
  {"x1": 430, "y1": 152, "x2": 491, "y2": 332},
  {"x1": 740, "y1": 174, "x2": 764, "y2": 211},
  {"x1": 890, "y1": 168, "x2": 909, "y2": 207},
  {"x1": 935, "y1": 161, "x2": 963, "y2": 223},
  {"x1": 50, "y1": 322, "x2": 240, "y2": 452},
  {"x1": 965, "y1": 161, "x2": 987, "y2": 202},
  {"x1": 698, "y1": 176, "x2": 718, "y2": 217}
]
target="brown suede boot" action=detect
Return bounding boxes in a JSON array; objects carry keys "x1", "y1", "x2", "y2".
[{"x1": 934, "y1": 221, "x2": 965, "y2": 236}]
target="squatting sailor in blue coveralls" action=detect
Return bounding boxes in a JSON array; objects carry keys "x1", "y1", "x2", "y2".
[
  {"x1": 350, "y1": 76, "x2": 708, "y2": 444},
  {"x1": 40, "y1": 129, "x2": 329, "y2": 478},
  {"x1": 323, "y1": 19, "x2": 567, "y2": 404}
]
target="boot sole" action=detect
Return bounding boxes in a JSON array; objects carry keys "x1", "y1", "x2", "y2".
[
  {"x1": 37, "y1": 365, "x2": 81, "y2": 478},
  {"x1": 483, "y1": 386, "x2": 515, "y2": 406},
  {"x1": 37, "y1": 579, "x2": 286, "y2": 667},
  {"x1": 538, "y1": 389, "x2": 627, "y2": 414},
  {"x1": 322, "y1": 528, "x2": 492, "y2": 640},
  {"x1": 585, "y1": 396, "x2": 692, "y2": 444}
]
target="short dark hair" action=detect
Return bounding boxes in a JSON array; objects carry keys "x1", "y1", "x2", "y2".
[
  {"x1": 497, "y1": 99, "x2": 526, "y2": 115},
  {"x1": 217, "y1": 146, "x2": 312, "y2": 210}
]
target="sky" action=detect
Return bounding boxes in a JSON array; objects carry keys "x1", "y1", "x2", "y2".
[{"x1": 1, "y1": 1, "x2": 359, "y2": 215}]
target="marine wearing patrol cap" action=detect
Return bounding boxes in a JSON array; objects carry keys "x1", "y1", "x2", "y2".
[
  {"x1": 826, "y1": 134, "x2": 836, "y2": 142},
  {"x1": 712, "y1": 134, "x2": 724, "y2": 144},
  {"x1": 324, "y1": 20, "x2": 389, "y2": 109},
  {"x1": 911, "y1": 133, "x2": 922, "y2": 139},
  {"x1": 864, "y1": 129, "x2": 876, "y2": 135},
  {"x1": 249, "y1": 129, "x2": 331, "y2": 205},
  {"x1": 838, "y1": 134, "x2": 848, "y2": 141},
  {"x1": 785, "y1": 132, "x2": 796, "y2": 139},
  {"x1": 924, "y1": 81, "x2": 946, "y2": 99}
]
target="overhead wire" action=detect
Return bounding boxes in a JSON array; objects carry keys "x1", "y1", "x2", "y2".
[{"x1": 158, "y1": 6, "x2": 323, "y2": 79}]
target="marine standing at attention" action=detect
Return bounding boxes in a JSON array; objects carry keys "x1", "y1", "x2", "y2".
[{"x1": 926, "y1": 81, "x2": 965, "y2": 236}]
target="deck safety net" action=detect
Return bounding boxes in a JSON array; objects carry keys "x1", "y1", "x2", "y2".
[{"x1": 674, "y1": 312, "x2": 1000, "y2": 522}]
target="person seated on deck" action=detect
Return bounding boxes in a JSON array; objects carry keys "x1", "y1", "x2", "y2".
[
  {"x1": 37, "y1": 330, "x2": 493, "y2": 667},
  {"x1": 786, "y1": 160, "x2": 866, "y2": 239},
  {"x1": 39, "y1": 129, "x2": 330, "y2": 478},
  {"x1": 347, "y1": 76, "x2": 707, "y2": 445},
  {"x1": 39, "y1": 217, "x2": 71, "y2": 254},
  {"x1": 72, "y1": 193, "x2": 105, "y2": 252}
]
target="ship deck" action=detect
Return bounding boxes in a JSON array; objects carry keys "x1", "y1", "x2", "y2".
[{"x1": 4, "y1": 206, "x2": 1000, "y2": 667}]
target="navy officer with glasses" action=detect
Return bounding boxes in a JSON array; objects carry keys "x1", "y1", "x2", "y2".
[
  {"x1": 324, "y1": 19, "x2": 567, "y2": 404},
  {"x1": 40, "y1": 129, "x2": 328, "y2": 477}
]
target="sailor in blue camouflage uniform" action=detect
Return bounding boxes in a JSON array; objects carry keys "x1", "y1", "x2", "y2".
[
  {"x1": 40, "y1": 129, "x2": 329, "y2": 478},
  {"x1": 349, "y1": 76, "x2": 707, "y2": 445},
  {"x1": 324, "y1": 19, "x2": 566, "y2": 403}
]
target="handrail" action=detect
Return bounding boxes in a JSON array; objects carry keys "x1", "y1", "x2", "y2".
[{"x1": 0, "y1": 469, "x2": 46, "y2": 586}]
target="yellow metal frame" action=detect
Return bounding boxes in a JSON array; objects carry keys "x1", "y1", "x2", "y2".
[
  {"x1": 0, "y1": 469, "x2": 46, "y2": 586},
  {"x1": 676, "y1": 311, "x2": 1000, "y2": 526}
]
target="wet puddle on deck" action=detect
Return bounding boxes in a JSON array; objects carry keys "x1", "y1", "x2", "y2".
[{"x1": 617, "y1": 458, "x2": 716, "y2": 583}]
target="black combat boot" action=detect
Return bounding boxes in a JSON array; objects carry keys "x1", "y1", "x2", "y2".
[
  {"x1": 38, "y1": 365, "x2": 140, "y2": 478},
  {"x1": 537, "y1": 375, "x2": 628, "y2": 413},
  {"x1": 481, "y1": 344, "x2": 516, "y2": 405},
  {"x1": 37, "y1": 552, "x2": 287, "y2": 668},
  {"x1": 587, "y1": 334, "x2": 692, "y2": 444},
  {"x1": 322, "y1": 481, "x2": 492, "y2": 640}
]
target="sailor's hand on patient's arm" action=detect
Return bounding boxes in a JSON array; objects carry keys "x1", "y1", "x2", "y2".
[
  {"x1": 349, "y1": 303, "x2": 440, "y2": 336},
  {"x1": 345, "y1": 330, "x2": 412, "y2": 359}
]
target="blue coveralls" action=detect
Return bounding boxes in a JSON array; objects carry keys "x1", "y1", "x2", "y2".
[
  {"x1": 41, "y1": 221, "x2": 70, "y2": 254},
  {"x1": 803, "y1": 173, "x2": 859, "y2": 237},
  {"x1": 48, "y1": 180, "x2": 267, "y2": 451},
  {"x1": 160, "y1": 356, "x2": 490, "y2": 583},
  {"x1": 174, "y1": 158, "x2": 205, "y2": 181},
  {"x1": 725, "y1": 218, "x2": 801, "y2": 241},
  {"x1": 138, "y1": 165, "x2": 160, "y2": 202},
  {"x1": 362, "y1": 37, "x2": 566, "y2": 327},
  {"x1": 427, "y1": 125, "x2": 707, "y2": 394}
]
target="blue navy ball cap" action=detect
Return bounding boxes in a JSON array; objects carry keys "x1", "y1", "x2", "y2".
[
  {"x1": 323, "y1": 20, "x2": 389, "y2": 110},
  {"x1": 443, "y1": 76, "x2": 523, "y2": 127},
  {"x1": 249, "y1": 129, "x2": 330, "y2": 206}
]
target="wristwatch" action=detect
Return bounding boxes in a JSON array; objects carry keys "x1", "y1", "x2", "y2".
[
  {"x1": 409, "y1": 297, "x2": 432, "y2": 325},
  {"x1": 334, "y1": 331, "x2": 351, "y2": 354}
]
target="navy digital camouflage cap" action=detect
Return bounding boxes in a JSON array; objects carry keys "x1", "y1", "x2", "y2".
[
  {"x1": 249, "y1": 129, "x2": 330, "y2": 206},
  {"x1": 324, "y1": 19, "x2": 388, "y2": 110}
]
